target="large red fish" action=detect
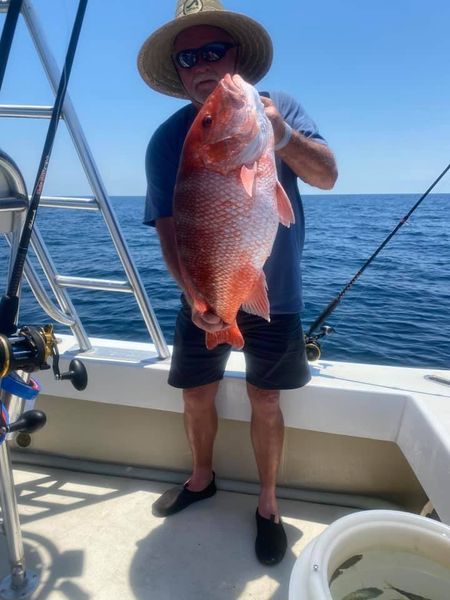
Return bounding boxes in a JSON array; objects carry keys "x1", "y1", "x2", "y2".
[{"x1": 174, "y1": 73, "x2": 295, "y2": 350}]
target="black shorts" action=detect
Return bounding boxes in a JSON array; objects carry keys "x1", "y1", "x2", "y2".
[{"x1": 168, "y1": 297, "x2": 311, "y2": 390}]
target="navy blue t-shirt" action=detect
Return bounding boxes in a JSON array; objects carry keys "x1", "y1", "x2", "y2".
[{"x1": 144, "y1": 91, "x2": 327, "y2": 314}]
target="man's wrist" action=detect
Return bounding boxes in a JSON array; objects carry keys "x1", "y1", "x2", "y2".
[{"x1": 274, "y1": 122, "x2": 293, "y2": 151}]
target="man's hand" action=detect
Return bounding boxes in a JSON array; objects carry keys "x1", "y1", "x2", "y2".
[
  {"x1": 191, "y1": 307, "x2": 229, "y2": 333},
  {"x1": 260, "y1": 96, "x2": 286, "y2": 147},
  {"x1": 259, "y1": 95, "x2": 338, "y2": 190},
  {"x1": 185, "y1": 294, "x2": 229, "y2": 333}
]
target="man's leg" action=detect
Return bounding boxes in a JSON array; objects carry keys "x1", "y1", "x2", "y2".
[
  {"x1": 239, "y1": 311, "x2": 310, "y2": 518},
  {"x1": 151, "y1": 380, "x2": 219, "y2": 516},
  {"x1": 247, "y1": 381, "x2": 287, "y2": 565},
  {"x1": 183, "y1": 381, "x2": 220, "y2": 490},
  {"x1": 247, "y1": 383, "x2": 284, "y2": 520}
]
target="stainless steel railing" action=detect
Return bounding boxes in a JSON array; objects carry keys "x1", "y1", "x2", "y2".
[{"x1": 0, "y1": 0, "x2": 170, "y2": 359}]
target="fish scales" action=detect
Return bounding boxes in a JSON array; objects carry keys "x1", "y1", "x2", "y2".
[{"x1": 176, "y1": 170, "x2": 278, "y2": 311}]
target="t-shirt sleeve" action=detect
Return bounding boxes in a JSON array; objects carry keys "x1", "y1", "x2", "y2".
[
  {"x1": 270, "y1": 91, "x2": 328, "y2": 145},
  {"x1": 143, "y1": 124, "x2": 179, "y2": 227}
]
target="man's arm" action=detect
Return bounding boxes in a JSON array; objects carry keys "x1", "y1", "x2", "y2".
[
  {"x1": 261, "y1": 96, "x2": 338, "y2": 190},
  {"x1": 155, "y1": 216, "x2": 186, "y2": 290}
]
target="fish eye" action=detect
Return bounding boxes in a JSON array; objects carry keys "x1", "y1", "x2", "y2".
[{"x1": 202, "y1": 115, "x2": 213, "y2": 127}]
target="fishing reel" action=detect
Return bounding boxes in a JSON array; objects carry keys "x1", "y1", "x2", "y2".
[
  {"x1": 0, "y1": 323, "x2": 87, "y2": 444},
  {"x1": 304, "y1": 325, "x2": 335, "y2": 362},
  {"x1": 0, "y1": 405, "x2": 47, "y2": 446},
  {"x1": 0, "y1": 323, "x2": 87, "y2": 389}
]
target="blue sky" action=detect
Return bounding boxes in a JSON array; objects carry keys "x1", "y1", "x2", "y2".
[{"x1": 1, "y1": 0, "x2": 449, "y2": 196}]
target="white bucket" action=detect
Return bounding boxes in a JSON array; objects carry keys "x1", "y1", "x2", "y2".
[{"x1": 289, "y1": 509, "x2": 450, "y2": 600}]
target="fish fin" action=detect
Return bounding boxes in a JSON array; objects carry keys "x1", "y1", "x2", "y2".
[
  {"x1": 183, "y1": 282, "x2": 209, "y2": 315},
  {"x1": 276, "y1": 181, "x2": 295, "y2": 226},
  {"x1": 240, "y1": 163, "x2": 257, "y2": 197},
  {"x1": 206, "y1": 322, "x2": 244, "y2": 350},
  {"x1": 192, "y1": 297, "x2": 209, "y2": 314},
  {"x1": 241, "y1": 272, "x2": 270, "y2": 321},
  {"x1": 178, "y1": 264, "x2": 209, "y2": 314}
]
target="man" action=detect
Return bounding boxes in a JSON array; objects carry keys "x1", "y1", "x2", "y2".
[{"x1": 138, "y1": 0, "x2": 337, "y2": 566}]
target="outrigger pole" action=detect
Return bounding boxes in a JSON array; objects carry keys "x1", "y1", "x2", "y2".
[
  {"x1": 0, "y1": 0, "x2": 89, "y2": 336},
  {"x1": 305, "y1": 161, "x2": 450, "y2": 360}
]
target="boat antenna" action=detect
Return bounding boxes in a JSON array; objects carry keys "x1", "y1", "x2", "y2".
[
  {"x1": 0, "y1": 0, "x2": 88, "y2": 336},
  {"x1": 305, "y1": 160, "x2": 450, "y2": 360}
]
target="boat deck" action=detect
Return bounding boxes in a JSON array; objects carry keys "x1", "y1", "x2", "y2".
[
  {"x1": 2, "y1": 336, "x2": 449, "y2": 598},
  {"x1": 1, "y1": 463, "x2": 357, "y2": 600}
]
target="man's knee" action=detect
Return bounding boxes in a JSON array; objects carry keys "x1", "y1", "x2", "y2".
[
  {"x1": 247, "y1": 384, "x2": 281, "y2": 416},
  {"x1": 183, "y1": 381, "x2": 219, "y2": 412}
]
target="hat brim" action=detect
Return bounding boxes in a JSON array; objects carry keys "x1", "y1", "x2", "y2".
[{"x1": 137, "y1": 11, "x2": 273, "y2": 99}]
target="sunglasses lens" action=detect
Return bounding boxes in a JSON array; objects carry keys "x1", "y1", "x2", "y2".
[
  {"x1": 202, "y1": 43, "x2": 228, "y2": 62},
  {"x1": 176, "y1": 50, "x2": 197, "y2": 69}
]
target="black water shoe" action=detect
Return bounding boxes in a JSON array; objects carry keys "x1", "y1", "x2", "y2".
[
  {"x1": 255, "y1": 508, "x2": 287, "y2": 566},
  {"x1": 152, "y1": 473, "x2": 217, "y2": 517}
]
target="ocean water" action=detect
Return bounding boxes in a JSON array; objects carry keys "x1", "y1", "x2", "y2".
[{"x1": 0, "y1": 194, "x2": 449, "y2": 369}]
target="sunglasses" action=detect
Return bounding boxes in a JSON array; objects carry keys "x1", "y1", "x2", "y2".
[{"x1": 174, "y1": 41, "x2": 237, "y2": 69}]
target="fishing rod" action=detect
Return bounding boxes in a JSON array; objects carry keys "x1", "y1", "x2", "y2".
[
  {"x1": 0, "y1": 0, "x2": 24, "y2": 92},
  {"x1": 0, "y1": 0, "x2": 88, "y2": 337},
  {"x1": 305, "y1": 160, "x2": 450, "y2": 361}
]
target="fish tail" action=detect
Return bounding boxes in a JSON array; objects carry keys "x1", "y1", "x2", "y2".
[{"x1": 206, "y1": 322, "x2": 244, "y2": 350}]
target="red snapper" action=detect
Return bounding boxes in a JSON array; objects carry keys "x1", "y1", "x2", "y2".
[{"x1": 174, "y1": 73, "x2": 295, "y2": 349}]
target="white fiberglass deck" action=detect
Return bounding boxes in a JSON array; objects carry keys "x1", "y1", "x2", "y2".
[{"x1": 1, "y1": 464, "x2": 357, "y2": 600}]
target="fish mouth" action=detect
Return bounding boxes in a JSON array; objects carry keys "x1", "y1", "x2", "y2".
[
  {"x1": 219, "y1": 73, "x2": 246, "y2": 107},
  {"x1": 221, "y1": 73, "x2": 265, "y2": 118},
  {"x1": 224, "y1": 73, "x2": 243, "y2": 92},
  {"x1": 222, "y1": 74, "x2": 271, "y2": 164}
]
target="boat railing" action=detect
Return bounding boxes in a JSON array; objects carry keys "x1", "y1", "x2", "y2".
[{"x1": 0, "y1": 0, "x2": 170, "y2": 359}]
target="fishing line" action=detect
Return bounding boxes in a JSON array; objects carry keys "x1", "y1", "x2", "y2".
[
  {"x1": 305, "y1": 160, "x2": 450, "y2": 359},
  {"x1": 0, "y1": 0, "x2": 88, "y2": 336}
]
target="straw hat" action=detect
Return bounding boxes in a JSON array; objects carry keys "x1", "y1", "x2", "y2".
[{"x1": 137, "y1": 0, "x2": 273, "y2": 99}]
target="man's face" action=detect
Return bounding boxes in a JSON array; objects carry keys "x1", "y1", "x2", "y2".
[{"x1": 173, "y1": 25, "x2": 238, "y2": 105}]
